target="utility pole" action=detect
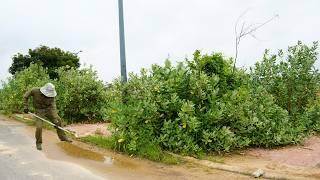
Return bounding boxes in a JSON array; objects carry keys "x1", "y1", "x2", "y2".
[{"x1": 118, "y1": 0, "x2": 127, "y2": 82}]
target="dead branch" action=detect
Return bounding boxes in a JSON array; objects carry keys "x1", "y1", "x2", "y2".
[{"x1": 233, "y1": 12, "x2": 279, "y2": 73}]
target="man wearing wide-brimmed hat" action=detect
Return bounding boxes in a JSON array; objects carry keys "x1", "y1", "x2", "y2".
[{"x1": 24, "y1": 83, "x2": 72, "y2": 150}]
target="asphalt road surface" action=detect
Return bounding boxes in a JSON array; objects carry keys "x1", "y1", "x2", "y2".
[{"x1": 0, "y1": 117, "x2": 104, "y2": 180}]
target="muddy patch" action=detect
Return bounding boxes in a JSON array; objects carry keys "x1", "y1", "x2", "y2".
[
  {"x1": 247, "y1": 136, "x2": 320, "y2": 167},
  {"x1": 41, "y1": 132, "x2": 250, "y2": 179},
  {"x1": 57, "y1": 142, "x2": 107, "y2": 162}
]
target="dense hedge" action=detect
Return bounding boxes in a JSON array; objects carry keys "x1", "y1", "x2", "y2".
[
  {"x1": 0, "y1": 64, "x2": 50, "y2": 113},
  {"x1": 0, "y1": 64, "x2": 107, "y2": 123},
  {"x1": 1, "y1": 41, "x2": 319, "y2": 158},
  {"x1": 106, "y1": 42, "x2": 320, "y2": 157},
  {"x1": 55, "y1": 67, "x2": 108, "y2": 122}
]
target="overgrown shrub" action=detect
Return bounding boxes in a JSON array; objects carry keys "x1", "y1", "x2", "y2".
[
  {"x1": 251, "y1": 41, "x2": 320, "y2": 136},
  {"x1": 251, "y1": 41, "x2": 319, "y2": 116},
  {"x1": 0, "y1": 64, "x2": 50, "y2": 113},
  {"x1": 107, "y1": 42, "x2": 317, "y2": 156},
  {"x1": 0, "y1": 65, "x2": 108, "y2": 123},
  {"x1": 54, "y1": 67, "x2": 108, "y2": 122}
]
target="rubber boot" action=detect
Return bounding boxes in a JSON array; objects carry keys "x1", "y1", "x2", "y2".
[{"x1": 36, "y1": 143, "x2": 42, "y2": 151}]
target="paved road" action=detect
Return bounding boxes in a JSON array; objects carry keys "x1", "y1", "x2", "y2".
[{"x1": 0, "y1": 117, "x2": 104, "y2": 180}]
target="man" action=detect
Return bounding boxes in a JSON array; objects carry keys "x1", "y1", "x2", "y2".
[{"x1": 24, "y1": 83, "x2": 72, "y2": 150}]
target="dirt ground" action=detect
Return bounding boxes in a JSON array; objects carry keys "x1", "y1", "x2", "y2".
[
  {"x1": 65, "y1": 123, "x2": 111, "y2": 137},
  {"x1": 247, "y1": 136, "x2": 320, "y2": 167}
]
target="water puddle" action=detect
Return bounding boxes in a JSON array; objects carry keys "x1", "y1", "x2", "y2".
[
  {"x1": 56, "y1": 142, "x2": 140, "y2": 169},
  {"x1": 57, "y1": 142, "x2": 112, "y2": 164}
]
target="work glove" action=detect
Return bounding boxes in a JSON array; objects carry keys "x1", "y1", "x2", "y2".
[{"x1": 23, "y1": 108, "x2": 29, "y2": 114}]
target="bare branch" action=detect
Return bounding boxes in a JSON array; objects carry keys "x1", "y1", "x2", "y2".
[
  {"x1": 241, "y1": 15, "x2": 278, "y2": 37},
  {"x1": 233, "y1": 12, "x2": 279, "y2": 73},
  {"x1": 250, "y1": 34, "x2": 260, "y2": 41}
]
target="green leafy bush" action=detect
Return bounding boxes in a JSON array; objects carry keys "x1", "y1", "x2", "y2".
[
  {"x1": 0, "y1": 65, "x2": 108, "y2": 123},
  {"x1": 251, "y1": 41, "x2": 320, "y2": 135},
  {"x1": 107, "y1": 42, "x2": 317, "y2": 156},
  {"x1": 0, "y1": 64, "x2": 50, "y2": 113},
  {"x1": 251, "y1": 41, "x2": 319, "y2": 116},
  {"x1": 54, "y1": 67, "x2": 108, "y2": 122}
]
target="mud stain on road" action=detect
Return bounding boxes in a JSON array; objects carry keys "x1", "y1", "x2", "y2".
[
  {"x1": 57, "y1": 142, "x2": 106, "y2": 162},
  {"x1": 21, "y1": 124, "x2": 250, "y2": 180}
]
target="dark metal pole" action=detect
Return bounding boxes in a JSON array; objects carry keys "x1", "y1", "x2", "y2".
[{"x1": 118, "y1": 0, "x2": 127, "y2": 82}]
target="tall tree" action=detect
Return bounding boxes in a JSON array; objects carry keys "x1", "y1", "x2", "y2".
[{"x1": 9, "y1": 45, "x2": 80, "y2": 79}]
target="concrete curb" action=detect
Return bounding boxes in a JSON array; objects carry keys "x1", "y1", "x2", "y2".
[{"x1": 169, "y1": 153, "x2": 315, "y2": 180}]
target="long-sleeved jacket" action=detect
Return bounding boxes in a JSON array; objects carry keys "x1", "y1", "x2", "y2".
[{"x1": 24, "y1": 88, "x2": 57, "y2": 111}]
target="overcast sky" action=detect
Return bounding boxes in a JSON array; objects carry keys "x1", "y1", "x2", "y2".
[{"x1": 0, "y1": 0, "x2": 319, "y2": 83}]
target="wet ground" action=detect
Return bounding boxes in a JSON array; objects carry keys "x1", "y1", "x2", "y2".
[
  {"x1": 0, "y1": 117, "x2": 103, "y2": 180},
  {"x1": 5, "y1": 114, "x2": 320, "y2": 179},
  {"x1": 0, "y1": 115, "x2": 251, "y2": 180},
  {"x1": 39, "y1": 129, "x2": 252, "y2": 180}
]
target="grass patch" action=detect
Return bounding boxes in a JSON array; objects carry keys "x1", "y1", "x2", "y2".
[{"x1": 80, "y1": 135, "x2": 114, "y2": 149}]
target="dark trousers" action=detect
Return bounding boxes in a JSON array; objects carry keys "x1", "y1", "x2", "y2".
[{"x1": 35, "y1": 109, "x2": 68, "y2": 144}]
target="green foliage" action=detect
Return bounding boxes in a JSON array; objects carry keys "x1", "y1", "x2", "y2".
[
  {"x1": 188, "y1": 50, "x2": 238, "y2": 94},
  {"x1": 80, "y1": 135, "x2": 114, "y2": 149},
  {"x1": 54, "y1": 67, "x2": 108, "y2": 122},
  {"x1": 250, "y1": 41, "x2": 320, "y2": 137},
  {"x1": 107, "y1": 42, "x2": 319, "y2": 157},
  {"x1": 9, "y1": 45, "x2": 80, "y2": 79},
  {"x1": 252, "y1": 41, "x2": 319, "y2": 116},
  {"x1": 303, "y1": 98, "x2": 320, "y2": 132},
  {"x1": 0, "y1": 64, "x2": 50, "y2": 113},
  {"x1": 0, "y1": 65, "x2": 107, "y2": 123}
]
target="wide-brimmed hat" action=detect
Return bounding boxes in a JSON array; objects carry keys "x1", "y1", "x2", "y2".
[{"x1": 40, "y1": 83, "x2": 57, "y2": 97}]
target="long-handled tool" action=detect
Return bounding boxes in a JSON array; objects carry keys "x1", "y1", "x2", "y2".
[{"x1": 28, "y1": 112, "x2": 77, "y2": 137}]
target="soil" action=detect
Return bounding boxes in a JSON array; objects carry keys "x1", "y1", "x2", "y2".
[
  {"x1": 65, "y1": 123, "x2": 111, "y2": 137},
  {"x1": 247, "y1": 136, "x2": 320, "y2": 167}
]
